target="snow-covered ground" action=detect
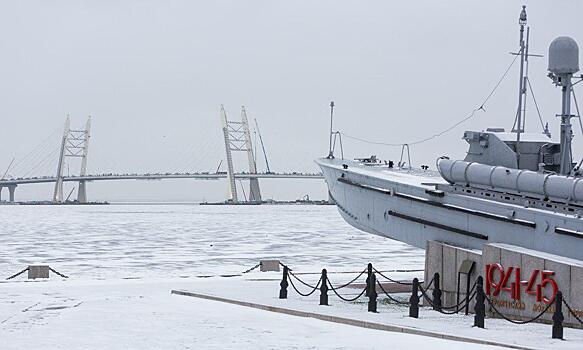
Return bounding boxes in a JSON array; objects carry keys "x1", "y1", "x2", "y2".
[
  {"x1": 1, "y1": 205, "x2": 582, "y2": 349},
  {"x1": 0, "y1": 276, "x2": 509, "y2": 350}
]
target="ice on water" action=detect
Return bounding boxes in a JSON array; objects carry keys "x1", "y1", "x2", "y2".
[{"x1": 0, "y1": 205, "x2": 424, "y2": 279}]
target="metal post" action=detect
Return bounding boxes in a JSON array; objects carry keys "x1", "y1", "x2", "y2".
[
  {"x1": 365, "y1": 263, "x2": 372, "y2": 297},
  {"x1": 409, "y1": 278, "x2": 420, "y2": 318},
  {"x1": 368, "y1": 272, "x2": 378, "y2": 313},
  {"x1": 552, "y1": 291, "x2": 564, "y2": 339},
  {"x1": 559, "y1": 80, "x2": 574, "y2": 175},
  {"x1": 328, "y1": 101, "x2": 335, "y2": 158},
  {"x1": 320, "y1": 269, "x2": 328, "y2": 306},
  {"x1": 474, "y1": 276, "x2": 485, "y2": 328},
  {"x1": 465, "y1": 273, "x2": 472, "y2": 315},
  {"x1": 279, "y1": 265, "x2": 289, "y2": 299},
  {"x1": 432, "y1": 272, "x2": 442, "y2": 311}
]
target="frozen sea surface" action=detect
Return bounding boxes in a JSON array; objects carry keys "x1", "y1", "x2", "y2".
[{"x1": 0, "y1": 204, "x2": 424, "y2": 279}]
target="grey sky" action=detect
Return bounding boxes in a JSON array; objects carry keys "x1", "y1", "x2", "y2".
[{"x1": 1, "y1": 0, "x2": 582, "y2": 202}]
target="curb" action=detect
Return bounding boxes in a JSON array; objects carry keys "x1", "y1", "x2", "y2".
[{"x1": 171, "y1": 290, "x2": 538, "y2": 350}]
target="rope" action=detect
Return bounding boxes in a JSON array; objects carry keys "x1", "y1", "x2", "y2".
[
  {"x1": 241, "y1": 263, "x2": 261, "y2": 274},
  {"x1": 373, "y1": 267, "x2": 413, "y2": 285},
  {"x1": 327, "y1": 277, "x2": 367, "y2": 302},
  {"x1": 49, "y1": 267, "x2": 69, "y2": 278},
  {"x1": 486, "y1": 295, "x2": 554, "y2": 324},
  {"x1": 526, "y1": 77, "x2": 547, "y2": 132},
  {"x1": 5, "y1": 268, "x2": 29, "y2": 280},
  {"x1": 563, "y1": 299, "x2": 583, "y2": 325},
  {"x1": 375, "y1": 279, "x2": 410, "y2": 305},
  {"x1": 287, "y1": 274, "x2": 322, "y2": 297},
  {"x1": 340, "y1": 53, "x2": 520, "y2": 148}
]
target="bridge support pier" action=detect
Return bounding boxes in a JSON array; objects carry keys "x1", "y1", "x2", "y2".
[
  {"x1": 77, "y1": 180, "x2": 87, "y2": 203},
  {"x1": 8, "y1": 185, "x2": 16, "y2": 203}
]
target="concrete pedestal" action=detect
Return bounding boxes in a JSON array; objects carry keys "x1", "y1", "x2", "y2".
[
  {"x1": 426, "y1": 240, "x2": 583, "y2": 328},
  {"x1": 28, "y1": 265, "x2": 50, "y2": 279}
]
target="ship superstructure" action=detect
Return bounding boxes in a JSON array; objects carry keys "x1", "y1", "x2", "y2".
[{"x1": 316, "y1": 6, "x2": 583, "y2": 261}]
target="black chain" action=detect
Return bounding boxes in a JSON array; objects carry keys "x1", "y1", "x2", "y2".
[
  {"x1": 424, "y1": 276, "x2": 435, "y2": 290},
  {"x1": 327, "y1": 277, "x2": 367, "y2": 302},
  {"x1": 375, "y1": 279, "x2": 410, "y2": 305},
  {"x1": 440, "y1": 280, "x2": 478, "y2": 311},
  {"x1": 241, "y1": 263, "x2": 261, "y2": 274},
  {"x1": 563, "y1": 299, "x2": 583, "y2": 325},
  {"x1": 486, "y1": 295, "x2": 554, "y2": 324},
  {"x1": 48, "y1": 267, "x2": 69, "y2": 278},
  {"x1": 418, "y1": 286, "x2": 461, "y2": 315},
  {"x1": 288, "y1": 273, "x2": 322, "y2": 297},
  {"x1": 288, "y1": 270, "x2": 320, "y2": 289},
  {"x1": 331, "y1": 268, "x2": 367, "y2": 290},
  {"x1": 5, "y1": 267, "x2": 29, "y2": 280},
  {"x1": 373, "y1": 267, "x2": 413, "y2": 286}
]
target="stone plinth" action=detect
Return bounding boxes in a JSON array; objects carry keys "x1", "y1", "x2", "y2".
[
  {"x1": 260, "y1": 260, "x2": 280, "y2": 272},
  {"x1": 28, "y1": 265, "x2": 49, "y2": 279}
]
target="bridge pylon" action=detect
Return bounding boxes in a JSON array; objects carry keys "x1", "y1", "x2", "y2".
[
  {"x1": 53, "y1": 116, "x2": 92, "y2": 203},
  {"x1": 220, "y1": 105, "x2": 261, "y2": 203}
]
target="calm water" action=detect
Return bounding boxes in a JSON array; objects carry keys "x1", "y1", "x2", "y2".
[{"x1": 0, "y1": 205, "x2": 424, "y2": 279}]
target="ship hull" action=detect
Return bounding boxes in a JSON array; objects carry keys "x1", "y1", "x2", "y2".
[{"x1": 316, "y1": 157, "x2": 583, "y2": 261}]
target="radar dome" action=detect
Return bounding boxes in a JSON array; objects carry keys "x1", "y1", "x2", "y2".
[{"x1": 548, "y1": 36, "x2": 580, "y2": 74}]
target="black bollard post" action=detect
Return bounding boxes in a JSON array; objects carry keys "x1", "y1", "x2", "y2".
[
  {"x1": 409, "y1": 278, "x2": 420, "y2": 318},
  {"x1": 365, "y1": 263, "x2": 373, "y2": 297},
  {"x1": 432, "y1": 272, "x2": 442, "y2": 312},
  {"x1": 474, "y1": 276, "x2": 485, "y2": 329},
  {"x1": 279, "y1": 265, "x2": 289, "y2": 299},
  {"x1": 368, "y1": 272, "x2": 378, "y2": 313},
  {"x1": 552, "y1": 291, "x2": 564, "y2": 340},
  {"x1": 320, "y1": 269, "x2": 329, "y2": 306}
]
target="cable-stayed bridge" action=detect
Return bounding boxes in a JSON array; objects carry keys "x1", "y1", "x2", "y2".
[{"x1": 0, "y1": 107, "x2": 324, "y2": 203}]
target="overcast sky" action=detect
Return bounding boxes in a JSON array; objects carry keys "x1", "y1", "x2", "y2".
[{"x1": 1, "y1": 0, "x2": 582, "y2": 202}]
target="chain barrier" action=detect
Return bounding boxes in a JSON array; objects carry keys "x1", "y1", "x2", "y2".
[
  {"x1": 373, "y1": 267, "x2": 413, "y2": 286},
  {"x1": 418, "y1": 285, "x2": 477, "y2": 315},
  {"x1": 48, "y1": 267, "x2": 69, "y2": 278},
  {"x1": 439, "y1": 280, "x2": 478, "y2": 311},
  {"x1": 5, "y1": 267, "x2": 29, "y2": 280},
  {"x1": 375, "y1": 279, "x2": 411, "y2": 305},
  {"x1": 563, "y1": 300, "x2": 583, "y2": 325},
  {"x1": 486, "y1": 295, "x2": 554, "y2": 325},
  {"x1": 418, "y1": 286, "x2": 458, "y2": 315},
  {"x1": 424, "y1": 276, "x2": 435, "y2": 290},
  {"x1": 327, "y1": 277, "x2": 367, "y2": 302},
  {"x1": 287, "y1": 272, "x2": 322, "y2": 297},
  {"x1": 241, "y1": 263, "x2": 261, "y2": 274},
  {"x1": 332, "y1": 268, "x2": 367, "y2": 290},
  {"x1": 288, "y1": 270, "x2": 320, "y2": 289}
]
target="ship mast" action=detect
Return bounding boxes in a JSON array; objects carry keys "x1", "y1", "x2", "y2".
[
  {"x1": 512, "y1": 5, "x2": 528, "y2": 168},
  {"x1": 548, "y1": 36, "x2": 580, "y2": 175}
]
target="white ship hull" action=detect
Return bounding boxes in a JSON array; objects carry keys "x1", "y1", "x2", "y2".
[{"x1": 316, "y1": 157, "x2": 583, "y2": 261}]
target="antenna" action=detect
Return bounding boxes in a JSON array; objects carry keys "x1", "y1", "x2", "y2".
[
  {"x1": 254, "y1": 119, "x2": 271, "y2": 173},
  {"x1": 548, "y1": 36, "x2": 580, "y2": 175},
  {"x1": 328, "y1": 101, "x2": 335, "y2": 158}
]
